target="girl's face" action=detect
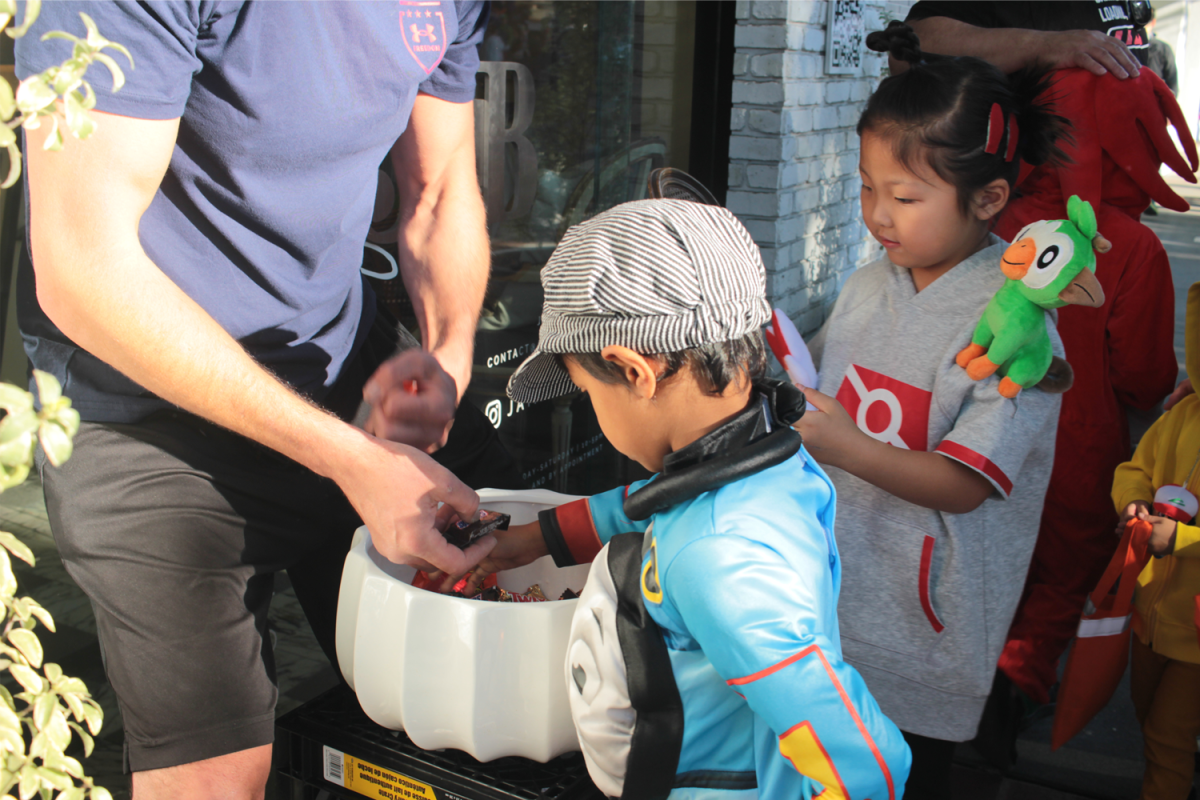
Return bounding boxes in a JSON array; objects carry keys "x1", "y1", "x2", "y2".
[{"x1": 859, "y1": 130, "x2": 995, "y2": 289}]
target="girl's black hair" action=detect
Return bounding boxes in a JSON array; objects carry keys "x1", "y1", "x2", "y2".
[
  {"x1": 561, "y1": 331, "x2": 768, "y2": 397},
  {"x1": 859, "y1": 21, "x2": 1070, "y2": 215}
]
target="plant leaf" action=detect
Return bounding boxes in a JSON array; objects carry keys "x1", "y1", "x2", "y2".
[
  {"x1": 30, "y1": 373, "x2": 59, "y2": 407},
  {"x1": 0, "y1": 534, "x2": 33, "y2": 568},
  {"x1": 36, "y1": 423, "x2": 70, "y2": 469},
  {"x1": 0, "y1": 411, "x2": 38, "y2": 444},
  {"x1": 89, "y1": 53, "x2": 123, "y2": 94},
  {"x1": 0, "y1": 143, "x2": 19, "y2": 190},
  {"x1": 31, "y1": 696, "x2": 52, "y2": 732},
  {"x1": 89, "y1": 787, "x2": 111, "y2": 800},
  {"x1": 43, "y1": 711, "x2": 68, "y2": 752},
  {"x1": 65, "y1": 724, "x2": 89, "y2": 759},
  {"x1": 7, "y1": 630, "x2": 41, "y2": 670},
  {"x1": 7, "y1": 0, "x2": 38, "y2": 38},
  {"x1": 78, "y1": 704, "x2": 99, "y2": 737},
  {"x1": 13, "y1": 76, "x2": 53, "y2": 116},
  {"x1": 0, "y1": 550, "x2": 16, "y2": 597},
  {"x1": 26, "y1": 603, "x2": 52, "y2": 634},
  {"x1": 52, "y1": 407, "x2": 78, "y2": 440},
  {"x1": 0, "y1": 387, "x2": 31, "y2": 416},
  {"x1": 7, "y1": 666, "x2": 40, "y2": 694},
  {"x1": 17, "y1": 765, "x2": 35, "y2": 800}
]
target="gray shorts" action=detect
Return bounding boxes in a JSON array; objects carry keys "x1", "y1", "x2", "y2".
[{"x1": 42, "y1": 409, "x2": 363, "y2": 773}]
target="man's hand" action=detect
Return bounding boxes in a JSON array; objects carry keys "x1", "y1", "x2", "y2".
[
  {"x1": 1164, "y1": 378, "x2": 1194, "y2": 411},
  {"x1": 906, "y1": 17, "x2": 1141, "y2": 78},
  {"x1": 337, "y1": 434, "x2": 493, "y2": 574},
  {"x1": 1040, "y1": 29, "x2": 1141, "y2": 79},
  {"x1": 363, "y1": 349, "x2": 457, "y2": 452}
]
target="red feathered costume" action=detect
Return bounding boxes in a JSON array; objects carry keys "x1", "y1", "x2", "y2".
[{"x1": 996, "y1": 68, "x2": 1198, "y2": 704}]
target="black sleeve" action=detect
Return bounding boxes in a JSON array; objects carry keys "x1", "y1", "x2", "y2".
[
  {"x1": 1161, "y1": 42, "x2": 1179, "y2": 94},
  {"x1": 906, "y1": 1, "x2": 997, "y2": 27}
]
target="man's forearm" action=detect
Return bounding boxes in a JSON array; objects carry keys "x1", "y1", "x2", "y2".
[
  {"x1": 392, "y1": 94, "x2": 489, "y2": 399},
  {"x1": 906, "y1": 18, "x2": 1044, "y2": 73},
  {"x1": 32, "y1": 231, "x2": 368, "y2": 481},
  {"x1": 396, "y1": 174, "x2": 489, "y2": 398}
]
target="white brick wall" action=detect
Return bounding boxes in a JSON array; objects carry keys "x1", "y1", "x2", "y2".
[{"x1": 726, "y1": 0, "x2": 914, "y2": 334}]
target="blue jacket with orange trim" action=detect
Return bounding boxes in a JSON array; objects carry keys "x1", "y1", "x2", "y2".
[{"x1": 544, "y1": 448, "x2": 911, "y2": 799}]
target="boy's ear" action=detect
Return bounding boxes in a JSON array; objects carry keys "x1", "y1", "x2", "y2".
[
  {"x1": 973, "y1": 178, "x2": 1011, "y2": 221},
  {"x1": 601, "y1": 345, "x2": 658, "y2": 400}
]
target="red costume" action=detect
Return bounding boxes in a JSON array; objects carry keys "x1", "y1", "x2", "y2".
[{"x1": 996, "y1": 69, "x2": 1198, "y2": 704}]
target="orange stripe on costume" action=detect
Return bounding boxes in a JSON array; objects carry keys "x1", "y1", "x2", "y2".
[
  {"x1": 779, "y1": 721, "x2": 849, "y2": 799},
  {"x1": 727, "y1": 645, "x2": 897, "y2": 800},
  {"x1": 554, "y1": 497, "x2": 603, "y2": 565}
]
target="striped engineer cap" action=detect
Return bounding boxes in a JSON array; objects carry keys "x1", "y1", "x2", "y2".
[{"x1": 507, "y1": 198, "x2": 770, "y2": 404}]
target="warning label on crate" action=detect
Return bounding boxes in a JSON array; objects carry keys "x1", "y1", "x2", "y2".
[{"x1": 322, "y1": 745, "x2": 440, "y2": 800}]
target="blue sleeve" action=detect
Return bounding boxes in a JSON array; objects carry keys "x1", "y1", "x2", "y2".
[
  {"x1": 419, "y1": 0, "x2": 487, "y2": 103},
  {"x1": 665, "y1": 535, "x2": 911, "y2": 799},
  {"x1": 586, "y1": 480, "x2": 653, "y2": 544},
  {"x1": 15, "y1": 0, "x2": 205, "y2": 120}
]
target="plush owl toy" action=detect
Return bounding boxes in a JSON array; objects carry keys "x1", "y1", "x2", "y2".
[{"x1": 956, "y1": 195, "x2": 1106, "y2": 398}]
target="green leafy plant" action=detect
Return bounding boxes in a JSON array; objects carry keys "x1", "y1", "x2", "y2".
[
  {"x1": 0, "y1": 0, "x2": 132, "y2": 187},
  {"x1": 0, "y1": 371, "x2": 102, "y2": 800},
  {"x1": 0, "y1": 2, "x2": 132, "y2": 798}
]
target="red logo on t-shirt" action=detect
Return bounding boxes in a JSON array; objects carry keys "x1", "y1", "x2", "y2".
[
  {"x1": 399, "y1": 2, "x2": 448, "y2": 75},
  {"x1": 835, "y1": 364, "x2": 932, "y2": 451}
]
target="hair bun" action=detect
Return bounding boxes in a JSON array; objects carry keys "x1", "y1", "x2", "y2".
[{"x1": 866, "y1": 20, "x2": 923, "y2": 64}]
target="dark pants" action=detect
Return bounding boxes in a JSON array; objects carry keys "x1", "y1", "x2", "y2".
[
  {"x1": 40, "y1": 308, "x2": 522, "y2": 772},
  {"x1": 902, "y1": 730, "x2": 956, "y2": 800}
]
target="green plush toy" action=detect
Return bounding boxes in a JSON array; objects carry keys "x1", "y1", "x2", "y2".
[{"x1": 956, "y1": 195, "x2": 1107, "y2": 398}]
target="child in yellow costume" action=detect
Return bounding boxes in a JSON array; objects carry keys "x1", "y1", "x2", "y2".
[{"x1": 1112, "y1": 281, "x2": 1200, "y2": 800}]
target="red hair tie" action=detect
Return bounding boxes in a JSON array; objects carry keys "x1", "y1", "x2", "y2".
[
  {"x1": 1005, "y1": 115, "x2": 1020, "y2": 162},
  {"x1": 984, "y1": 102, "x2": 1004, "y2": 155}
]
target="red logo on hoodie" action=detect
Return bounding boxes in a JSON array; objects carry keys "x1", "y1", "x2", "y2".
[{"x1": 836, "y1": 365, "x2": 931, "y2": 451}]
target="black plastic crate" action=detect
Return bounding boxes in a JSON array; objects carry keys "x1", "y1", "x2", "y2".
[{"x1": 274, "y1": 685, "x2": 603, "y2": 800}]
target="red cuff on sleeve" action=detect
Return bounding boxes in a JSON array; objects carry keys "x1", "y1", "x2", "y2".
[
  {"x1": 934, "y1": 440, "x2": 1013, "y2": 496},
  {"x1": 555, "y1": 498, "x2": 603, "y2": 565}
]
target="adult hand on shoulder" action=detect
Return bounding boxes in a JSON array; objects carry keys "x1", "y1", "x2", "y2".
[
  {"x1": 363, "y1": 349, "x2": 457, "y2": 452},
  {"x1": 1040, "y1": 29, "x2": 1140, "y2": 79},
  {"x1": 338, "y1": 435, "x2": 493, "y2": 574}
]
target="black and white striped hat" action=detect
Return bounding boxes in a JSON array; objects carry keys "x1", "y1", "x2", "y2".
[{"x1": 507, "y1": 199, "x2": 770, "y2": 404}]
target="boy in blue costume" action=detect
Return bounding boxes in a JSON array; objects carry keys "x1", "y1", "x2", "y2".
[{"x1": 462, "y1": 199, "x2": 911, "y2": 799}]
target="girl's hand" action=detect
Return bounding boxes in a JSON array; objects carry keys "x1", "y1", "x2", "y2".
[
  {"x1": 793, "y1": 386, "x2": 869, "y2": 469},
  {"x1": 429, "y1": 522, "x2": 549, "y2": 595},
  {"x1": 1117, "y1": 501, "x2": 1152, "y2": 535},
  {"x1": 1144, "y1": 513, "x2": 1178, "y2": 557}
]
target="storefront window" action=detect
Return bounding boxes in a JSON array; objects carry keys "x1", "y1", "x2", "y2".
[{"x1": 372, "y1": 1, "x2": 702, "y2": 495}]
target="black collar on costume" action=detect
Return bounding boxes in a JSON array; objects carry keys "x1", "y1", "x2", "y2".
[{"x1": 623, "y1": 378, "x2": 806, "y2": 521}]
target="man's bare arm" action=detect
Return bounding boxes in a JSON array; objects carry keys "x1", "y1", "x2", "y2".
[
  {"x1": 389, "y1": 93, "x2": 489, "y2": 401},
  {"x1": 26, "y1": 110, "x2": 489, "y2": 573},
  {"x1": 903, "y1": 17, "x2": 1140, "y2": 78}
]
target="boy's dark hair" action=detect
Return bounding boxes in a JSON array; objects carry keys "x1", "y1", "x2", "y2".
[
  {"x1": 562, "y1": 331, "x2": 768, "y2": 397},
  {"x1": 859, "y1": 21, "x2": 1070, "y2": 215}
]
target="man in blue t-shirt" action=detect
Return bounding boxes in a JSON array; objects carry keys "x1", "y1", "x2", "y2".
[{"x1": 17, "y1": 2, "x2": 492, "y2": 795}]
